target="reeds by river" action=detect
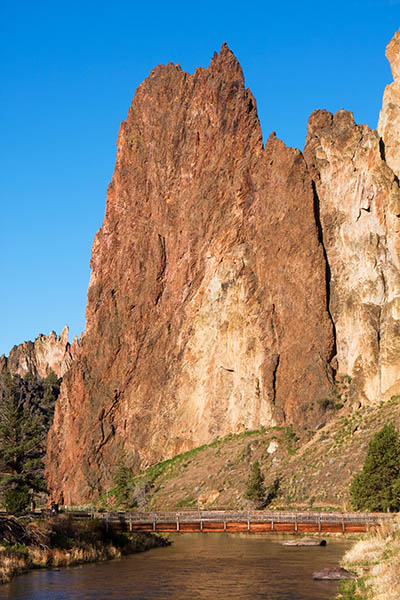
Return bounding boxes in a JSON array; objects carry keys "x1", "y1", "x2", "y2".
[{"x1": 0, "y1": 515, "x2": 168, "y2": 584}]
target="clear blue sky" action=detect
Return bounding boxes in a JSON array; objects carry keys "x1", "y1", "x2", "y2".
[{"x1": 0, "y1": 0, "x2": 398, "y2": 356}]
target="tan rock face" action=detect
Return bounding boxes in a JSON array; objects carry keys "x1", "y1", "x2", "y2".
[
  {"x1": 46, "y1": 45, "x2": 334, "y2": 504},
  {"x1": 0, "y1": 326, "x2": 78, "y2": 378},
  {"x1": 304, "y1": 109, "x2": 400, "y2": 404},
  {"x1": 378, "y1": 30, "x2": 400, "y2": 178}
]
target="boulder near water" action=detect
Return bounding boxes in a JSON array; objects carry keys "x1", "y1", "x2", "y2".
[
  {"x1": 312, "y1": 567, "x2": 356, "y2": 580},
  {"x1": 283, "y1": 538, "x2": 327, "y2": 546}
]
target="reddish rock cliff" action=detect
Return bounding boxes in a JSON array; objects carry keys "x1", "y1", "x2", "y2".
[
  {"x1": 46, "y1": 44, "x2": 335, "y2": 503},
  {"x1": 0, "y1": 326, "x2": 78, "y2": 379}
]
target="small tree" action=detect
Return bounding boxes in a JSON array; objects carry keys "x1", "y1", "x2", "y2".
[
  {"x1": 112, "y1": 453, "x2": 138, "y2": 509},
  {"x1": 245, "y1": 461, "x2": 266, "y2": 507},
  {"x1": 350, "y1": 423, "x2": 400, "y2": 512}
]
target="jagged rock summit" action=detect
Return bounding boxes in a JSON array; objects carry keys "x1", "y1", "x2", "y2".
[
  {"x1": 46, "y1": 43, "x2": 336, "y2": 503},
  {"x1": 46, "y1": 33, "x2": 400, "y2": 505},
  {"x1": 0, "y1": 326, "x2": 79, "y2": 379}
]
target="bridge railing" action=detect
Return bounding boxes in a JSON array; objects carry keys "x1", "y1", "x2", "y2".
[{"x1": 88, "y1": 509, "x2": 393, "y2": 526}]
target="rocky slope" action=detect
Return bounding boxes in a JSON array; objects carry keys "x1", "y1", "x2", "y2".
[
  {"x1": 100, "y1": 395, "x2": 400, "y2": 512},
  {"x1": 0, "y1": 326, "x2": 78, "y2": 378},
  {"x1": 46, "y1": 31, "x2": 400, "y2": 505}
]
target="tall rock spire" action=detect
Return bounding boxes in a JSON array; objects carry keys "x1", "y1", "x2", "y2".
[
  {"x1": 378, "y1": 29, "x2": 400, "y2": 177},
  {"x1": 46, "y1": 45, "x2": 335, "y2": 504}
]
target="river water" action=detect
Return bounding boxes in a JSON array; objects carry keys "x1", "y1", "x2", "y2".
[{"x1": 0, "y1": 533, "x2": 350, "y2": 599}]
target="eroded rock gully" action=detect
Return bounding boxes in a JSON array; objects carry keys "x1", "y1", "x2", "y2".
[{"x1": 46, "y1": 33, "x2": 400, "y2": 503}]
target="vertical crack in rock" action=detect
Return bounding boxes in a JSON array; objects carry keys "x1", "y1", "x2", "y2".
[
  {"x1": 271, "y1": 354, "x2": 280, "y2": 405},
  {"x1": 156, "y1": 234, "x2": 167, "y2": 281},
  {"x1": 311, "y1": 180, "x2": 337, "y2": 371}
]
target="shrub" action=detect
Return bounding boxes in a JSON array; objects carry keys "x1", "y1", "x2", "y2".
[
  {"x1": 284, "y1": 426, "x2": 299, "y2": 455},
  {"x1": 245, "y1": 461, "x2": 266, "y2": 507},
  {"x1": 3, "y1": 487, "x2": 31, "y2": 514}
]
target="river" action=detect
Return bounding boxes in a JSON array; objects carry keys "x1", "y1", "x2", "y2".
[{"x1": 0, "y1": 533, "x2": 351, "y2": 599}]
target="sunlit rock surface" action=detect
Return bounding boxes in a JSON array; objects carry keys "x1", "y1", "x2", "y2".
[
  {"x1": 304, "y1": 108, "x2": 400, "y2": 405},
  {"x1": 46, "y1": 45, "x2": 334, "y2": 504},
  {"x1": 378, "y1": 29, "x2": 400, "y2": 178},
  {"x1": 0, "y1": 326, "x2": 78, "y2": 378}
]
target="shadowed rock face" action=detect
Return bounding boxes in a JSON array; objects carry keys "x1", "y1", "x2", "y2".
[
  {"x1": 0, "y1": 326, "x2": 78, "y2": 378},
  {"x1": 46, "y1": 44, "x2": 335, "y2": 503}
]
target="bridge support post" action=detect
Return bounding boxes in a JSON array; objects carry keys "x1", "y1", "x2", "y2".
[
  {"x1": 176, "y1": 516, "x2": 180, "y2": 532},
  {"x1": 129, "y1": 514, "x2": 132, "y2": 532},
  {"x1": 247, "y1": 519, "x2": 250, "y2": 532},
  {"x1": 200, "y1": 520, "x2": 203, "y2": 532},
  {"x1": 318, "y1": 516, "x2": 321, "y2": 532},
  {"x1": 366, "y1": 515, "x2": 369, "y2": 532},
  {"x1": 342, "y1": 516, "x2": 345, "y2": 533},
  {"x1": 271, "y1": 518, "x2": 274, "y2": 532},
  {"x1": 224, "y1": 520, "x2": 226, "y2": 532},
  {"x1": 294, "y1": 514, "x2": 298, "y2": 532},
  {"x1": 153, "y1": 518, "x2": 156, "y2": 532}
]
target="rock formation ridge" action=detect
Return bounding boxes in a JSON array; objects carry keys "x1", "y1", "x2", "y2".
[
  {"x1": 46, "y1": 32, "x2": 400, "y2": 504},
  {"x1": 0, "y1": 326, "x2": 79, "y2": 379}
]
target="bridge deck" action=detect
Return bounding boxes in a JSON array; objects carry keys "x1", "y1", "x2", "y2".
[{"x1": 66, "y1": 510, "x2": 390, "y2": 534}]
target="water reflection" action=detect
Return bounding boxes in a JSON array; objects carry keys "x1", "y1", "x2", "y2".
[{"x1": 0, "y1": 533, "x2": 350, "y2": 599}]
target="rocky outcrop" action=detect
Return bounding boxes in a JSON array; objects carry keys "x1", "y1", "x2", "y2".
[
  {"x1": 378, "y1": 29, "x2": 400, "y2": 178},
  {"x1": 46, "y1": 44, "x2": 335, "y2": 504},
  {"x1": 46, "y1": 30, "x2": 400, "y2": 505},
  {"x1": 0, "y1": 326, "x2": 79, "y2": 379},
  {"x1": 304, "y1": 109, "x2": 400, "y2": 405}
]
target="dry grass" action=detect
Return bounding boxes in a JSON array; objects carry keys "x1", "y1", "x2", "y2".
[
  {"x1": 0, "y1": 542, "x2": 122, "y2": 584},
  {"x1": 0, "y1": 516, "x2": 168, "y2": 585},
  {"x1": 0, "y1": 551, "x2": 27, "y2": 584},
  {"x1": 338, "y1": 517, "x2": 400, "y2": 599}
]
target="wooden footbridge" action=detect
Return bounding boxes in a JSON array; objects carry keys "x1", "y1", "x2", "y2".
[{"x1": 69, "y1": 510, "x2": 390, "y2": 534}]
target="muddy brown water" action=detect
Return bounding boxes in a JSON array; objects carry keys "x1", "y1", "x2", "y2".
[{"x1": 0, "y1": 533, "x2": 351, "y2": 599}]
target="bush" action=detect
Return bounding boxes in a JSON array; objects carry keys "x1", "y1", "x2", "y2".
[
  {"x1": 284, "y1": 426, "x2": 299, "y2": 455},
  {"x1": 245, "y1": 461, "x2": 266, "y2": 507},
  {"x1": 265, "y1": 478, "x2": 280, "y2": 506},
  {"x1": 350, "y1": 423, "x2": 400, "y2": 512},
  {"x1": 3, "y1": 487, "x2": 31, "y2": 514}
]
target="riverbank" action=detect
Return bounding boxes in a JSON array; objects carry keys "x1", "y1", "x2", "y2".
[
  {"x1": 0, "y1": 515, "x2": 169, "y2": 584},
  {"x1": 0, "y1": 531, "x2": 350, "y2": 600},
  {"x1": 336, "y1": 517, "x2": 400, "y2": 599}
]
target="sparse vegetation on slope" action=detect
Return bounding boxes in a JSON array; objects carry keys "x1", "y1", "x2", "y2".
[{"x1": 99, "y1": 397, "x2": 400, "y2": 512}]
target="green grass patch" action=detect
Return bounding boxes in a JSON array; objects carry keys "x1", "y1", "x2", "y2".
[{"x1": 337, "y1": 577, "x2": 370, "y2": 600}]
